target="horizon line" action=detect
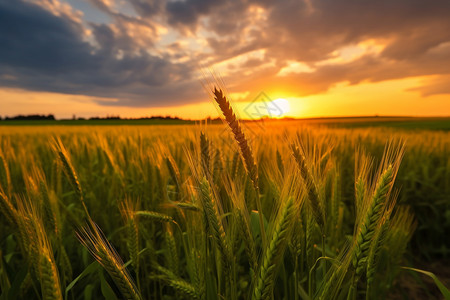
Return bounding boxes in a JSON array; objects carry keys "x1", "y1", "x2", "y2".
[{"x1": 1, "y1": 114, "x2": 450, "y2": 122}]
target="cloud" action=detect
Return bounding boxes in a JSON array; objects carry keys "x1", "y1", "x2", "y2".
[
  {"x1": 0, "y1": 0, "x2": 201, "y2": 106},
  {"x1": 1, "y1": 0, "x2": 450, "y2": 109},
  {"x1": 201, "y1": 0, "x2": 450, "y2": 96},
  {"x1": 128, "y1": 0, "x2": 163, "y2": 17},
  {"x1": 165, "y1": 0, "x2": 223, "y2": 31},
  {"x1": 407, "y1": 75, "x2": 450, "y2": 97}
]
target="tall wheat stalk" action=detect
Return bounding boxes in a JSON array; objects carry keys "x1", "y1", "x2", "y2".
[
  {"x1": 348, "y1": 143, "x2": 404, "y2": 299},
  {"x1": 291, "y1": 144, "x2": 325, "y2": 232},
  {"x1": 212, "y1": 87, "x2": 267, "y2": 247},
  {"x1": 77, "y1": 221, "x2": 142, "y2": 300},
  {"x1": 253, "y1": 197, "x2": 297, "y2": 300}
]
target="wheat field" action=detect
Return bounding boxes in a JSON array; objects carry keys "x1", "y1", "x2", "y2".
[{"x1": 0, "y1": 94, "x2": 449, "y2": 300}]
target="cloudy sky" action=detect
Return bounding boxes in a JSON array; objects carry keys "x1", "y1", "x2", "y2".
[{"x1": 1, "y1": 0, "x2": 449, "y2": 119}]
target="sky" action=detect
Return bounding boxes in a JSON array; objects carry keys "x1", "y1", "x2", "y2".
[{"x1": 1, "y1": 0, "x2": 450, "y2": 119}]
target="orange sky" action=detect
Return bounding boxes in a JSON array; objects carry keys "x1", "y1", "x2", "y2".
[
  {"x1": 2, "y1": 75, "x2": 449, "y2": 120},
  {"x1": 1, "y1": 0, "x2": 449, "y2": 119}
]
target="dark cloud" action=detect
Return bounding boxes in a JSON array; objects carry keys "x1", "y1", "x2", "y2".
[
  {"x1": 0, "y1": 0, "x2": 96, "y2": 73},
  {"x1": 166, "y1": 0, "x2": 223, "y2": 30},
  {"x1": 1, "y1": 0, "x2": 450, "y2": 108},
  {"x1": 263, "y1": 0, "x2": 450, "y2": 62},
  {"x1": 0, "y1": 0, "x2": 200, "y2": 106},
  {"x1": 128, "y1": 0, "x2": 163, "y2": 17},
  {"x1": 203, "y1": 0, "x2": 450, "y2": 96}
]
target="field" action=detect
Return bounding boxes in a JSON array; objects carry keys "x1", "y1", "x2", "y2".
[{"x1": 0, "y1": 116, "x2": 449, "y2": 300}]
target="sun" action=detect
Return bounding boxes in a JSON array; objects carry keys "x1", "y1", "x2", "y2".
[{"x1": 271, "y1": 98, "x2": 291, "y2": 117}]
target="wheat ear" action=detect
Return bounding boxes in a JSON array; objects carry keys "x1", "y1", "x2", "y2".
[
  {"x1": 291, "y1": 144, "x2": 325, "y2": 231},
  {"x1": 36, "y1": 219, "x2": 63, "y2": 300},
  {"x1": 53, "y1": 138, "x2": 90, "y2": 217},
  {"x1": 352, "y1": 165, "x2": 394, "y2": 274},
  {"x1": 15, "y1": 195, "x2": 63, "y2": 300},
  {"x1": 173, "y1": 201, "x2": 200, "y2": 212},
  {"x1": 165, "y1": 155, "x2": 182, "y2": 200},
  {"x1": 253, "y1": 197, "x2": 296, "y2": 300},
  {"x1": 120, "y1": 199, "x2": 140, "y2": 288},
  {"x1": 0, "y1": 188, "x2": 18, "y2": 226},
  {"x1": 366, "y1": 218, "x2": 389, "y2": 300},
  {"x1": 165, "y1": 226, "x2": 179, "y2": 276},
  {"x1": 212, "y1": 88, "x2": 258, "y2": 189},
  {"x1": 155, "y1": 265, "x2": 200, "y2": 299},
  {"x1": 224, "y1": 174, "x2": 258, "y2": 273},
  {"x1": 198, "y1": 178, "x2": 232, "y2": 269},
  {"x1": 212, "y1": 87, "x2": 266, "y2": 247},
  {"x1": 77, "y1": 221, "x2": 142, "y2": 300},
  {"x1": 135, "y1": 210, "x2": 174, "y2": 223},
  {"x1": 39, "y1": 249, "x2": 63, "y2": 300},
  {"x1": 200, "y1": 132, "x2": 211, "y2": 175},
  {"x1": 348, "y1": 165, "x2": 395, "y2": 300},
  {"x1": 0, "y1": 150, "x2": 12, "y2": 197}
]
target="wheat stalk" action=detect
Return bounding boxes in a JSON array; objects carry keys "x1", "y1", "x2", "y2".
[
  {"x1": 120, "y1": 198, "x2": 140, "y2": 288},
  {"x1": 165, "y1": 155, "x2": 182, "y2": 200},
  {"x1": 253, "y1": 197, "x2": 296, "y2": 300},
  {"x1": 0, "y1": 150, "x2": 12, "y2": 197},
  {"x1": 39, "y1": 250, "x2": 63, "y2": 300},
  {"x1": 352, "y1": 165, "x2": 394, "y2": 274},
  {"x1": 77, "y1": 221, "x2": 142, "y2": 300},
  {"x1": 212, "y1": 87, "x2": 267, "y2": 247},
  {"x1": 173, "y1": 201, "x2": 200, "y2": 212},
  {"x1": 200, "y1": 132, "x2": 211, "y2": 175},
  {"x1": 14, "y1": 195, "x2": 63, "y2": 300},
  {"x1": 198, "y1": 177, "x2": 232, "y2": 269},
  {"x1": 0, "y1": 189, "x2": 18, "y2": 226},
  {"x1": 212, "y1": 88, "x2": 258, "y2": 190},
  {"x1": 224, "y1": 174, "x2": 258, "y2": 274},
  {"x1": 155, "y1": 265, "x2": 200, "y2": 299},
  {"x1": 58, "y1": 244, "x2": 73, "y2": 285},
  {"x1": 135, "y1": 210, "x2": 174, "y2": 223},
  {"x1": 366, "y1": 218, "x2": 389, "y2": 299},
  {"x1": 52, "y1": 138, "x2": 90, "y2": 217},
  {"x1": 348, "y1": 165, "x2": 396, "y2": 300},
  {"x1": 291, "y1": 144, "x2": 325, "y2": 232},
  {"x1": 165, "y1": 226, "x2": 179, "y2": 276},
  {"x1": 212, "y1": 148, "x2": 223, "y2": 182}
]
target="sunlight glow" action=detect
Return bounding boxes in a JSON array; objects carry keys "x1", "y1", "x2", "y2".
[{"x1": 271, "y1": 98, "x2": 290, "y2": 117}]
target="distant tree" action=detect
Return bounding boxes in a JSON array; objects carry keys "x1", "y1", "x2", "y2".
[{"x1": 4, "y1": 114, "x2": 55, "y2": 121}]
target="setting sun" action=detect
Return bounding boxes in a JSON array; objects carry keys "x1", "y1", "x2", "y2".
[{"x1": 271, "y1": 98, "x2": 291, "y2": 117}]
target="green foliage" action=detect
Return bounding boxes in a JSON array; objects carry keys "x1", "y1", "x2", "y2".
[{"x1": 0, "y1": 121, "x2": 448, "y2": 299}]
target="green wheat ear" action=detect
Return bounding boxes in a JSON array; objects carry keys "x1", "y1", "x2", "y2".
[
  {"x1": 52, "y1": 138, "x2": 90, "y2": 217},
  {"x1": 155, "y1": 265, "x2": 201, "y2": 299},
  {"x1": 0, "y1": 150, "x2": 12, "y2": 197},
  {"x1": 77, "y1": 221, "x2": 142, "y2": 300},
  {"x1": 135, "y1": 210, "x2": 175, "y2": 222},
  {"x1": 13, "y1": 195, "x2": 63, "y2": 300},
  {"x1": 198, "y1": 177, "x2": 232, "y2": 269},
  {"x1": 291, "y1": 144, "x2": 325, "y2": 231},
  {"x1": 253, "y1": 197, "x2": 297, "y2": 300},
  {"x1": 0, "y1": 188, "x2": 18, "y2": 226},
  {"x1": 200, "y1": 131, "x2": 211, "y2": 174},
  {"x1": 352, "y1": 165, "x2": 394, "y2": 273},
  {"x1": 120, "y1": 198, "x2": 140, "y2": 285},
  {"x1": 39, "y1": 251, "x2": 63, "y2": 300}
]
